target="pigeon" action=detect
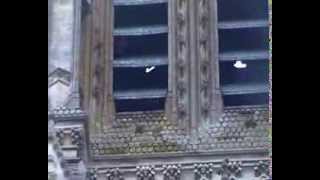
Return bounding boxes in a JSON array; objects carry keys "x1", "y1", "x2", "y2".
[{"x1": 233, "y1": 60, "x2": 247, "y2": 69}]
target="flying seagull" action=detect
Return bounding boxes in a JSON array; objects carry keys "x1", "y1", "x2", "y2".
[{"x1": 145, "y1": 66, "x2": 155, "y2": 73}]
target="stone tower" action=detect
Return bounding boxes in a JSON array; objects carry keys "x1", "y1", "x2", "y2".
[{"x1": 48, "y1": 0, "x2": 271, "y2": 179}]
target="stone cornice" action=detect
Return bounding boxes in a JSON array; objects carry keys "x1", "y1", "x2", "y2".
[
  {"x1": 48, "y1": 106, "x2": 87, "y2": 121},
  {"x1": 89, "y1": 148, "x2": 268, "y2": 163},
  {"x1": 86, "y1": 157, "x2": 270, "y2": 179}
]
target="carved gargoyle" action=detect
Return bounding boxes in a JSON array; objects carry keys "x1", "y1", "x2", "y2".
[
  {"x1": 136, "y1": 165, "x2": 156, "y2": 180},
  {"x1": 163, "y1": 164, "x2": 182, "y2": 180},
  {"x1": 254, "y1": 161, "x2": 270, "y2": 179},
  {"x1": 217, "y1": 159, "x2": 242, "y2": 180},
  {"x1": 106, "y1": 168, "x2": 124, "y2": 180},
  {"x1": 194, "y1": 163, "x2": 214, "y2": 180},
  {"x1": 87, "y1": 168, "x2": 98, "y2": 180}
]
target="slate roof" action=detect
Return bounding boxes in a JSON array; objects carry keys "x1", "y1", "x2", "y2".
[{"x1": 89, "y1": 105, "x2": 270, "y2": 156}]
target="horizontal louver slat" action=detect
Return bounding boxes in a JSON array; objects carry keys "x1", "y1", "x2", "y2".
[
  {"x1": 222, "y1": 83, "x2": 269, "y2": 95},
  {"x1": 218, "y1": 20, "x2": 268, "y2": 29},
  {"x1": 114, "y1": 89, "x2": 167, "y2": 100},
  {"x1": 114, "y1": 25, "x2": 168, "y2": 36},
  {"x1": 113, "y1": 0, "x2": 167, "y2": 6},
  {"x1": 114, "y1": 55, "x2": 168, "y2": 67},
  {"x1": 219, "y1": 50, "x2": 269, "y2": 61}
]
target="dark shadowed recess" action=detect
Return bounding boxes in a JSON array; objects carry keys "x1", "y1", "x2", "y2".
[
  {"x1": 217, "y1": 0, "x2": 268, "y2": 22},
  {"x1": 113, "y1": 2, "x2": 168, "y2": 112}
]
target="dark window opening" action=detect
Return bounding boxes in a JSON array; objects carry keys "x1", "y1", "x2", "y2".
[
  {"x1": 113, "y1": 2, "x2": 168, "y2": 113},
  {"x1": 223, "y1": 93, "x2": 269, "y2": 106},
  {"x1": 220, "y1": 61, "x2": 268, "y2": 85},
  {"x1": 113, "y1": 65, "x2": 168, "y2": 91},
  {"x1": 217, "y1": 0, "x2": 268, "y2": 22},
  {"x1": 219, "y1": 27, "x2": 269, "y2": 53},
  {"x1": 114, "y1": 34, "x2": 168, "y2": 59},
  {"x1": 114, "y1": 3, "x2": 168, "y2": 28},
  {"x1": 218, "y1": 0, "x2": 270, "y2": 107}
]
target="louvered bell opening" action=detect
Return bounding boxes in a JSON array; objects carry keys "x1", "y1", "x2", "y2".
[
  {"x1": 218, "y1": 0, "x2": 270, "y2": 107},
  {"x1": 113, "y1": 2, "x2": 168, "y2": 113},
  {"x1": 220, "y1": 61, "x2": 269, "y2": 106},
  {"x1": 114, "y1": 3, "x2": 168, "y2": 28},
  {"x1": 219, "y1": 27, "x2": 269, "y2": 53},
  {"x1": 217, "y1": 0, "x2": 268, "y2": 22},
  {"x1": 113, "y1": 65, "x2": 168, "y2": 112}
]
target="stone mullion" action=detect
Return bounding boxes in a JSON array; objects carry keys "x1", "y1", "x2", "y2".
[
  {"x1": 196, "y1": 0, "x2": 223, "y2": 125},
  {"x1": 189, "y1": 0, "x2": 200, "y2": 131},
  {"x1": 197, "y1": 0, "x2": 211, "y2": 125},
  {"x1": 173, "y1": 0, "x2": 192, "y2": 132},
  {"x1": 209, "y1": 0, "x2": 223, "y2": 121},
  {"x1": 165, "y1": 0, "x2": 175, "y2": 125}
]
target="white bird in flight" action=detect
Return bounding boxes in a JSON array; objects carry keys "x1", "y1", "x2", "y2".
[{"x1": 145, "y1": 66, "x2": 155, "y2": 73}]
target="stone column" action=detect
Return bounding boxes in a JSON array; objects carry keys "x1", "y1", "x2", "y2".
[
  {"x1": 169, "y1": 0, "x2": 223, "y2": 133},
  {"x1": 197, "y1": 0, "x2": 223, "y2": 126},
  {"x1": 87, "y1": 0, "x2": 114, "y2": 133},
  {"x1": 169, "y1": 0, "x2": 192, "y2": 132},
  {"x1": 209, "y1": 0, "x2": 223, "y2": 122}
]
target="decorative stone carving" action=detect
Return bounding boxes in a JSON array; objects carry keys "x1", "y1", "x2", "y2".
[
  {"x1": 136, "y1": 165, "x2": 156, "y2": 180},
  {"x1": 49, "y1": 106, "x2": 87, "y2": 119},
  {"x1": 177, "y1": 103, "x2": 187, "y2": 119},
  {"x1": 254, "y1": 161, "x2": 270, "y2": 179},
  {"x1": 201, "y1": 101, "x2": 211, "y2": 118},
  {"x1": 87, "y1": 168, "x2": 98, "y2": 180},
  {"x1": 175, "y1": 0, "x2": 190, "y2": 125},
  {"x1": 197, "y1": 0, "x2": 212, "y2": 121},
  {"x1": 217, "y1": 159, "x2": 242, "y2": 180},
  {"x1": 54, "y1": 127, "x2": 83, "y2": 161},
  {"x1": 106, "y1": 168, "x2": 124, "y2": 180},
  {"x1": 177, "y1": 81, "x2": 186, "y2": 98},
  {"x1": 71, "y1": 128, "x2": 82, "y2": 146},
  {"x1": 194, "y1": 163, "x2": 214, "y2": 180},
  {"x1": 176, "y1": 0, "x2": 187, "y2": 31},
  {"x1": 163, "y1": 164, "x2": 181, "y2": 180},
  {"x1": 56, "y1": 128, "x2": 82, "y2": 147},
  {"x1": 56, "y1": 129, "x2": 65, "y2": 145}
]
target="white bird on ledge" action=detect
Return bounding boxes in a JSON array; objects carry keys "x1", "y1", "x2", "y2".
[{"x1": 234, "y1": 60, "x2": 247, "y2": 69}]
